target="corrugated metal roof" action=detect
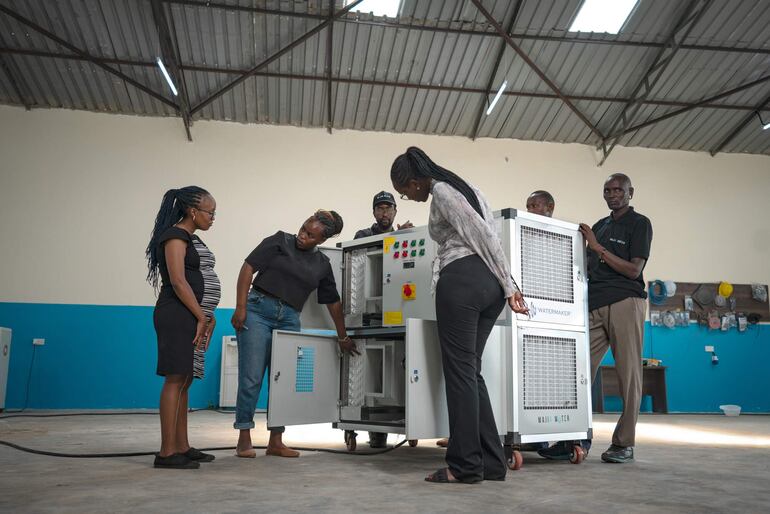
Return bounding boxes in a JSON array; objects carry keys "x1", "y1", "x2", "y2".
[{"x1": 0, "y1": 0, "x2": 768, "y2": 156}]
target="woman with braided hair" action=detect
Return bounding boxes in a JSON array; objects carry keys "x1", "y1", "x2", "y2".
[
  {"x1": 146, "y1": 186, "x2": 220, "y2": 469},
  {"x1": 391, "y1": 147, "x2": 529, "y2": 484},
  {"x1": 231, "y1": 210, "x2": 359, "y2": 458}
]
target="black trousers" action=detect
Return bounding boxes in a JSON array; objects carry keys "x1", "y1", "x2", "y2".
[{"x1": 436, "y1": 255, "x2": 507, "y2": 482}]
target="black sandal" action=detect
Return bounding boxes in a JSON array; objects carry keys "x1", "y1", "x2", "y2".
[
  {"x1": 153, "y1": 453, "x2": 199, "y2": 469},
  {"x1": 185, "y1": 447, "x2": 215, "y2": 462},
  {"x1": 425, "y1": 467, "x2": 481, "y2": 484}
]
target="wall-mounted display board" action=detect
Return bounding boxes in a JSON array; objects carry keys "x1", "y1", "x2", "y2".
[{"x1": 647, "y1": 282, "x2": 769, "y2": 323}]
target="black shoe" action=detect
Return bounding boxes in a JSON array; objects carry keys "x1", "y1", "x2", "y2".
[
  {"x1": 537, "y1": 442, "x2": 571, "y2": 460},
  {"x1": 368, "y1": 432, "x2": 388, "y2": 449},
  {"x1": 154, "y1": 453, "x2": 200, "y2": 469},
  {"x1": 601, "y1": 445, "x2": 634, "y2": 463},
  {"x1": 184, "y1": 447, "x2": 215, "y2": 462}
]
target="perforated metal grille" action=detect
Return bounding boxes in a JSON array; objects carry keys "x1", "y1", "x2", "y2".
[
  {"x1": 520, "y1": 226, "x2": 574, "y2": 303},
  {"x1": 295, "y1": 347, "x2": 315, "y2": 393},
  {"x1": 522, "y1": 335, "x2": 578, "y2": 410}
]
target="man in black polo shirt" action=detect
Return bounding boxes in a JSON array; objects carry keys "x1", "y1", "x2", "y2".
[
  {"x1": 539, "y1": 173, "x2": 652, "y2": 464},
  {"x1": 354, "y1": 191, "x2": 413, "y2": 240}
]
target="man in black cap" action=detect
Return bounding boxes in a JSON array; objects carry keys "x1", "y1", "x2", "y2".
[{"x1": 354, "y1": 191, "x2": 413, "y2": 240}]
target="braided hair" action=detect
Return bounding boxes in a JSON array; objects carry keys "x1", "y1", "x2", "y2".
[
  {"x1": 390, "y1": 146, "x2": 484, "y2": 219},
  {"x1": 312, "y1": 209, "x2": 344, "y2": 238},
  {"x1": 145, "y1": 186, "x2": 210, "y2": 291}
]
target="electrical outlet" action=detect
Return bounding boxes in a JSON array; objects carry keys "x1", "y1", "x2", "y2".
[
  {"x1": 32, "y1": 338, "x2": 45, "y2": 346},
  {"x1": 704, "y1": 345, "x2": 714, "y2": 352}
]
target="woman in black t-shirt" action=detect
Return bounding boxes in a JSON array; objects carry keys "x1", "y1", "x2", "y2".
[
  {"x1": 146, "y1": 186, "x2": 220, "y2": 470},
  {"x1": 230, "y1": 210, "x2": 358, "y2": 458}
]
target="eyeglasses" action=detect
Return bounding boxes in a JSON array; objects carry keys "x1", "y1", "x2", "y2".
[{"x1": 196, "y1": 208, "x2": 216, "y2": 218}]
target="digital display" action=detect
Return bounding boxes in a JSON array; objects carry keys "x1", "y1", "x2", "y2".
[{"x1": 403, "y1": 262, "x2": 415, "y2": 269}]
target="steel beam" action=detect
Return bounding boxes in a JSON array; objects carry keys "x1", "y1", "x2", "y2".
[
  {"x1": 0, "y1": 4, "x2": 177, "y2": 109},
  {"x1": 2, "y1": 46, "x2": 767, "y2": 113},
  {"x1": 608, "y1": 74, "x2": 770, "y2": 139},
  {"x1": 470, "y1": 0, "x2": 604, "y2": 141},
  {"x1": 709, "y1": 90, "x2": 770, "y2": 156},
  {"x1": 160, "y1": 0, "x2": 770, "y2": 56},
  {"x1": 325, "y1": 2, "x2": 334, "y2": 134},
  {"x1": 151, "y1": 0, "x2": 192, "y2": 140},
  {"x1": 190, "y1": 0, "x2": 365, "y2": 116},
  {"x1": 469, "y1": 0, "x2": 521, "y2": 140},
  {"x1": 598, "y1": 0, "x2": 713, "y2": 164}
]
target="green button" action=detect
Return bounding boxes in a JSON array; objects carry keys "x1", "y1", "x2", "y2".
[
  {"x1": 411, "y1": 240, "x2": 416, "y2": 247},
  {"x1": 411, "y1": 250, "x2": 417, "y2": 257},
  {"x1": 419, "y1": 239, "x2": 425, "y2": 246},
  {"x1": 419, "y1": 249, "x2": 425, "y2": 256}
]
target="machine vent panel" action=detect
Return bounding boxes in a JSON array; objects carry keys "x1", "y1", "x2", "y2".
[
  {"x1": 522, "y1": 335, "x2": 577, "y2": 410},
  {"x1": 295, "y1": 347, "x2": 315, "y2": 393},
  {"x1": 520, "y1": 226, "x2": 574, "y2": 303}
]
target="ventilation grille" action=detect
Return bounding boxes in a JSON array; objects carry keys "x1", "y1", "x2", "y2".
[
  {"x1": 520, "y1": 226, "x2": 574, "y2": 303},
  {"x1": 522, "y1": 334, "x2": 577, "y2": 410},
  {"x1": 295, "y1": 347, "x2": 315, "y2": 393}
]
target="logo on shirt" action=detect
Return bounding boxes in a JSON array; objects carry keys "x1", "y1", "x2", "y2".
[{"x1": 609, "y1": 237, "x2": 627, "y2": 245}]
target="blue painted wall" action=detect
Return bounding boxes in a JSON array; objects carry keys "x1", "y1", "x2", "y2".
[{"x1": 2, "y1": 302, "x2": 769, "y2": 412}]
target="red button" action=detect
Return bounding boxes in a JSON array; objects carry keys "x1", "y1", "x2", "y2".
[
  {"x1": 394, "y1": 252, "x2": 400, "y2": 259},
  {"x1": 403, "y1": 284, "x2": 413, "y2": 297},
  {"x1": 402, "y1": 251, "x2": 408, "y2": 258},
  {"x1": 402, "y1": 241, "x2": 408, "y2": 248}
]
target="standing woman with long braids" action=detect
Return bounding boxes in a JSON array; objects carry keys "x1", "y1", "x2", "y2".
[
  {"x1": 230, "y1": 210, "x2": 359, "y2": 458},
  {"x1": 146, "y1": 186, "x2": 220, "y2": 469},
  {"x1": 391, "y1": 147, "x2": 529, "y2": 484}
]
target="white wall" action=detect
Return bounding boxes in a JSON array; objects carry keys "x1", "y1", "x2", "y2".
[{"x1": 1, "y1": 105, "x2": 769, "y2": 308}]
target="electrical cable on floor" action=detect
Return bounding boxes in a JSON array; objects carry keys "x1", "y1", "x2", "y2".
[{"x1": 0, "y1": 439, "x2": 408, "y2": 458}]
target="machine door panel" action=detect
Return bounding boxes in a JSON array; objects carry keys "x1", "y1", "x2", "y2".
[
  {"x1": 515, "y1": 325, "x2": 591, "y2": 436},
  {"x1": 404, "y1": 319, "x2": 449, "y2": 439},
  {"x1": 267, "y1": 331, "x2": 340, "y2": 427}
]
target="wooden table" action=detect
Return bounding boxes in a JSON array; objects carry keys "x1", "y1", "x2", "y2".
[{"x1": 591, "y1": 365, "x2": 668, "y2": 414}]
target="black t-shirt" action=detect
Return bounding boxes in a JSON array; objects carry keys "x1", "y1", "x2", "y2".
[
  {"x1": 245, "y1": 231, "x2": 340, "y2": 311},
  {"x1": 354, "y1": 223, "x2": 393, "y2": 240},
  {"x1": 587, "y1": 207, "x2": 653, "y2": 311},
  {"x1": 156, "y1": 226, "x2": 204, "y2": 303}
]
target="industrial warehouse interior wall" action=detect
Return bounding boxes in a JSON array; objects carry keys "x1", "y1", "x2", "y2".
[{"x1": 1, "y1": 105, "x2": 769, "y2": 412}]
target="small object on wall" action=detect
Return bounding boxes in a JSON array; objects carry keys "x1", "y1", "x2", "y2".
[
  {"x1": 718, "y1": 281, "x2": 734, "y2": 298},
  {"x1": 711, "y1": 351, "x2": 719, "y2": 365},
  {"x1": 675, "y1": 311, "x2": 689, "y2": 327},
  {"x1": 714, "y1": 294, "x2": 727, "y2": 308},
  {"x1": 649, "y1": 280, "x2": 668, "y2": 305},
  {"x1": 708, "y1": 311, "x2": 721, "y2": 330},
  {"x1": 738, "y1": 314, "x2": 748, "y2": 332},
  {"x1": 650, "y1": 310, "x2": 662, "y2": 327},
  {"x1": 751, "y1": 283, "x2": 768, "y2": 303},
  {"x1": 720, "y1": 315, "x2": 730, "y2": 331},
  {"x1": 684, "y1": 295, "x2": 694, "y2": 311},
  {"x1": 662, "y1": 311, "x2": 676, "y2": 329},
  {"x1": 664, "y1": 280, "x2": 677, "y2": 297}
]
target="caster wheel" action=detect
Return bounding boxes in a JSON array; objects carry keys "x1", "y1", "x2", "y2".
[
  {"x1": 346, "y1": 434, "x2": 357, "y2": 452},
  {"x1": 408, "y1": 439, "x2": 418, "y2": 448},
  {"x1": 507, "y1": 450, "x2": 523, "y2": 471},
  {"x1": 570, "y1": 445, "x2": 585, "y2": 464}
]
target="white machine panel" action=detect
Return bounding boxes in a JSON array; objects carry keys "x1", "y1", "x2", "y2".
[
  {"x1": 267, "y1": 331, "x2": 340, "y2": 427},
  {"x1": 512, "y1": 324, "x2": 591, "y2": 437},
  {"x1": 404, "y1": 319, "x2": 448, "y2": 439},
  {"x1": 0, "y1": 327, "x2": 11, "y2": 410},
  {"x1": 219, "y1": 335, "x2": 238, "y2": 408},
  {"x1": 300, "y1": 247, "x2": 342, "y2": 330},
  {"x1": 498, "y1": 212, "x2": 587, "y2": 328}
]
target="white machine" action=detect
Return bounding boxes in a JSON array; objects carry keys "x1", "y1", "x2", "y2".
[
  {"x1": 0, "y1": 327, "x2": 12, "y2": 412},
  {"x1": 266, "y1": 214, "x2": 592, "y2": 467},
  {"x1": 496, "y1": 209, "x2": 592, "y2": 468}
]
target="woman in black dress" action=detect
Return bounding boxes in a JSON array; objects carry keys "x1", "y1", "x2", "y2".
[{"x1": 146, "y1": 186, "x2": 221, "y2": 469}]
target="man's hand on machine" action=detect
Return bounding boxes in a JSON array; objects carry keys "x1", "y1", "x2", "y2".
[
  {"x1": 338, "y1": 336, "x2": 361, "y2": 355},
  {"x1": 508, "y1": 292, "x2": 530, "y2": 315}
]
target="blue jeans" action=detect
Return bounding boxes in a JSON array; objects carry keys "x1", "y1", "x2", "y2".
[{"x1": 234, "y1": 289, "x2": 301, "y2": 431}]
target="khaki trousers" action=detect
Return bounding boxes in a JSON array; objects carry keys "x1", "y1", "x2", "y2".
[{"x1": 589, "y1": 296, "x2": 646, "y2": 448}]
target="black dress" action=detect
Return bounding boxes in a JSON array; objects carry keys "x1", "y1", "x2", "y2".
[{"x1": 153, "y1": 227, "x2": 221, "y2": 378}]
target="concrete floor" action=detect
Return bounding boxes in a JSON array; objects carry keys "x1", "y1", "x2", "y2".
[{"x1": 1, "y1": 412, "x2": 769, "y2": 513}]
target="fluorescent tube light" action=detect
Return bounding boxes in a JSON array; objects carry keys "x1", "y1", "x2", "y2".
[
  {"x1": 569, "y1": 0, "x2": 638, "y2": 34},
  {"x1": 156, "y1": 57, "x2": 178, "y2": 96},
  {"x1": 486, "y1": 80, "x2": 508, "y2": 116}
]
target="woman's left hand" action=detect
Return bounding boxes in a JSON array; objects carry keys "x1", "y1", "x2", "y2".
[
  {"x1": 202, "y1": 316, "x2": 216, "y2": 352},
  {"x1": 338, "y1": 336, "x2": 360, "y2": 356},
  {"x1": 508, "y1": 292, "x2": 529, "y2": 315}
]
